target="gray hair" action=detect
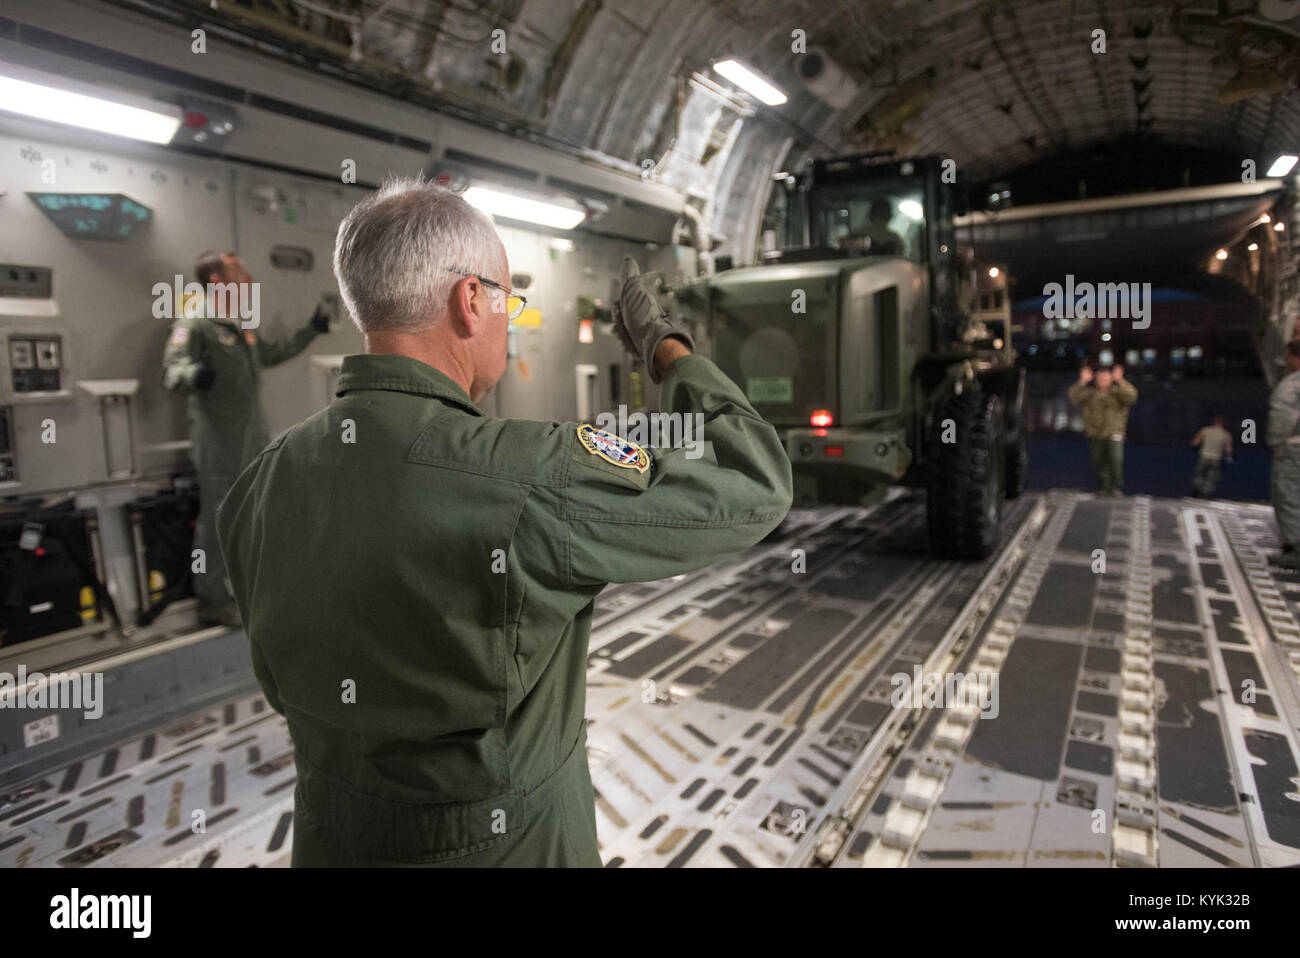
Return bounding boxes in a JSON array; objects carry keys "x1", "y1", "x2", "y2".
[{"x1": 333, "y1": 177, "x2": 504, "y2": 332}]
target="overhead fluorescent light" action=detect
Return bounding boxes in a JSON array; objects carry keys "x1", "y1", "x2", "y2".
[
  {"x1": 0, "y1": 63, "x2": 182, "y2": 145},
  {"x1": 463, "y1": 186, "x2": 586, "y2": 230},
  {"x1": 712, "y1": 59, "x2": 788, "y2": 106},
  {"x1": 1267, "y1": 154, "x2": 1299, "y2": 177}
]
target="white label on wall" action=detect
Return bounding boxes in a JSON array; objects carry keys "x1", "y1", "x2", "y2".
[{"x1": 23, "y1": 714, "x2": 60, "y2": 748}]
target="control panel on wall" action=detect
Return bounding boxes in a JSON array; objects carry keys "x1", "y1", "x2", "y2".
[
  {"x1": 9, "y1": 335, "x2": 63, "y2": 394},
  {"x1": 0, "y1": 265, "x2": 71, "y2": 404},
  {"x1": 0, "y1": 265, "x2": 53, "y2": 299}
]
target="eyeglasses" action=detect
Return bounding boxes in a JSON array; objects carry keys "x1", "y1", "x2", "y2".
[{"x1": 448, "y1": 268, "x2": 527, "y2": 320}]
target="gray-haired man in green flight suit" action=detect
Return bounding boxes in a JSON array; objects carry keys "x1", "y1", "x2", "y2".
[
  {"x1": 215, "y1": 179, "x2": 793, "y2": 866},
  {"x1": 162, "y1": 250, "x2": 332, "y2": 627}
]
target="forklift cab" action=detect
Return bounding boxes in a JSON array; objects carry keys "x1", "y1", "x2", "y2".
[{"x1": 761, "y1": 154, "x2": 966, "y2": 348}]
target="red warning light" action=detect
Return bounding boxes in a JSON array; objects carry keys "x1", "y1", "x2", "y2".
[
  {"x1": 810, "y1": 409, "x2": 834, "y2": 427},
  {"x1": 824, "y1": 445, "x2": 846, "y2": 457}
]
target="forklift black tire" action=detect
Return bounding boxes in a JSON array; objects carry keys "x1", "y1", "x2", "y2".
[
  {"x1": 1004, "y1": 419, "x2": 1029, "y2": 500},
  {"x1": 926, "y1": 384, "x2": 1005, "y2": 559}
]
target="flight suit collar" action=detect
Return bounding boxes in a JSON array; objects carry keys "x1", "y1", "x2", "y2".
[{"x1": 335, "y1": 353, "x2": 483, "y2": 416}]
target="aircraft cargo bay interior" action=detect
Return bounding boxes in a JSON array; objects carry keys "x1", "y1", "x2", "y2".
[{"x1": 0, "y1": 0, "x2": 1298, "y2": 920}]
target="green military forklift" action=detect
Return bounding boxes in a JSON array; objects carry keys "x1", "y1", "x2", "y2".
[{"x1": 670, "y1": 153, "x2": 1027, "y2": 559}]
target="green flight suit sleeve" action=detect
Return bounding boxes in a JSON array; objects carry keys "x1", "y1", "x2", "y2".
[
  {"x1": 563, "y1": 354, "x2": 793, "y2": 586},
  {"x1": 161, "y1": 317, "x2": 206, "y2": 394},
  {"x1": 255, "y1": 317, "x2": 322, "y2": 367},
  {"x1": 1066, "y1": 382, "x2": 1089, "y2": 405},
  {"x1": 1113, "y1": 380, "x2": 1138, "y2": 407}
]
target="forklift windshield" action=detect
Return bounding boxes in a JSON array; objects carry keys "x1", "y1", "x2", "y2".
[
  {"x1": 762, "y1": 172, "x2": 927, "y2": 263},
  {"x1": 811, "y1": 181, "x2": 925, "y2": 261}
]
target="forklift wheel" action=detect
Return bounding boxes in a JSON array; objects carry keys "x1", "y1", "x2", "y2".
[{"x1": 926, "y1": 384, "x2": 1005, "y2": 559}]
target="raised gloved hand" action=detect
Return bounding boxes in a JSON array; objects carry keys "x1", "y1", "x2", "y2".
[
  {"x1": 311, "y1": 292, "x2": 339, "y2": 333},
  {"x1": 193, "y1": 362, "x2": 215, "y2": 391},
  {"x1": 612, "y1": 256, "x2": 694, "y2": 384}
]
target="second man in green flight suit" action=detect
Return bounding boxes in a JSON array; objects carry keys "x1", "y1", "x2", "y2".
[{"x1": 162, "y1": 251, "x2": 332, "y2": 627}]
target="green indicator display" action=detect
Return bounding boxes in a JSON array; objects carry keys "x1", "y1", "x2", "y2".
[
  {"x1": 746, "y1": 376, "x2": 794, "y2": 404},
  {"x1": 26, "y1": 193, "x2": 154, "y2": 241}
]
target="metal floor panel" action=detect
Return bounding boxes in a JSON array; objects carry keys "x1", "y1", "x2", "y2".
[
  {"x1": 0, "y1": 693, "x2": 295, "y2": 868},
  {"x1": 3, "y1": 492, "x2": 1299, "y2": 868}
]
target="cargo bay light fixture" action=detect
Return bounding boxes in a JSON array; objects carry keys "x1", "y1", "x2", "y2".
[
  {"x1": 0, "y1": 61, "x2": 182, "y2": 145},
  {"x1": 462, "y1": 186, "x2": 587, "y2": 230},
  {"x1": 711, "y1": 59, "x2": 788, "y2": 106},
  {"x1": 1267, "y1": 154, "x2": 1299, "y2": 177}
]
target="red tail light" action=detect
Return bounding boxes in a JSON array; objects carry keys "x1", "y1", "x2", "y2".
[{"x1": 810, "y1": 409, "x2": 834, "y2": 427}]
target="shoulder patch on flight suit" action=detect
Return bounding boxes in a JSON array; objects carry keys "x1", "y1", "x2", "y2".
[
  {"x1": 576, "y1": 424, "x2": 650, "y2": 473},
  {"x1": 244, "y1": 330, "x2": 257, "y2": 346},
  {"x1": 169, "y1": 326, "x2": 189, "y2": 347},
  {"x1": 217, "y1": 329, "x2": 238, "y2": 347}
]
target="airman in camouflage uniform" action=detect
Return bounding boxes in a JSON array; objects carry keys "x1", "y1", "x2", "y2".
[{"x1": 1067, "y1": 364, "x2": 1138, "y2": 496}]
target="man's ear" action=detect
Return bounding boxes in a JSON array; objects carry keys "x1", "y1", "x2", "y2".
[{"x1": 449, "y1": 275, "x2": 480, "y2": 336}]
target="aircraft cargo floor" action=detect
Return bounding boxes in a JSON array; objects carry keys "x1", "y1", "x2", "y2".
[{"x1": 3, "y1": 492, "x2": 1299, "y2": 868}]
